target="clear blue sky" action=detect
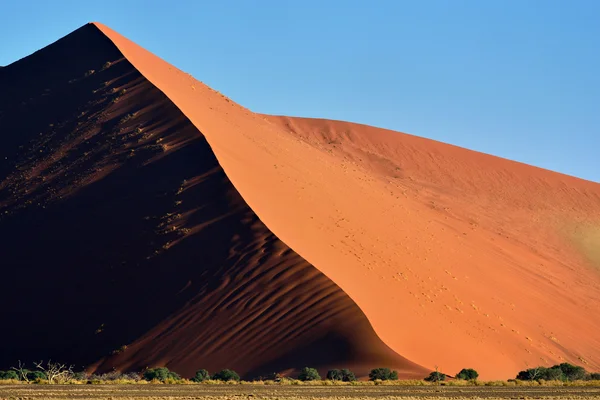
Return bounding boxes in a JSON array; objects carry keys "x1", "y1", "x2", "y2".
[{"x1": 1, "y1": 1, "x2": 598, "y2": 182}]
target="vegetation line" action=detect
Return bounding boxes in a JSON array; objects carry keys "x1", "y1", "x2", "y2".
[{"x1": 1, "y1": 362, "x2": 599, "y2": 386}]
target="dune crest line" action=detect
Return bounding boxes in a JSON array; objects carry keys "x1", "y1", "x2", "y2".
[
  {"x1": 0, "y1": 21, "x2": 598, "y2": 380},
  {"x1": 0, "y1": 23, "x2": 426, "y2": 379},
  {"x1": 93, "y1": 22, "x2": 600, "y2": 379}
]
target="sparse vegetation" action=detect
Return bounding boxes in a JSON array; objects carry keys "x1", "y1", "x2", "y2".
[
  {"x1": 27, "y1": 371, "x2": 47, "y2": 381},
  {"x1": 516, "y1": 363, "x2": 587, "y2": 382},
  {"x1": 297, "y1": 367, "x2": 321, "y2": 381},
  {"x1": 424, "y1": 371, "x2": 446, "y2": 383},
  {"x1": 3, "y1": 384, "x2": 600, "y2": 400},
  {"x1": 0, "y1": 371, "x2": 18, "y2": 380},
  {"x1": 326, "y1": 369, "x2": 343, "y2": 381},
  {"x1": 191, "y1": 369, "x2": 210, "y2": 382},
  {"x1": 368, "y1": 367, "x2": 398, "y2": 381},
  {"x1": 142, "y1": 367, "x2": 180, "y2": 382},
  {"x1": 32, "y1": 360, "x2": 73, "y2": 384},
  {"x1": 341, "y1": 369, "x2": 357, "y2": 382},
  {"x1": 325, "y1": 369, "x2": 356, "y2": 382},
  {"x1": 0, "y1": 360, "x2": 597, "y2": 387},
  {"x1": 456, "y1": 368, "x2": 479, "y2": 380},
  {"x1": 558, "y1": 363, "x2": 587, "y2": 381},
  {"x1": 212, "y1": 369, "x2": 240, "y2": 382}
]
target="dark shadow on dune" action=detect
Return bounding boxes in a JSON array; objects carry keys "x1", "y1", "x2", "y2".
[{"x1": 0, "y1": 24, "x2": 427, "y2": 379}]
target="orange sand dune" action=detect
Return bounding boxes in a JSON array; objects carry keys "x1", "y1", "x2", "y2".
[
  {"x1": 1, "y1": 22, "x2": 599, "y2": 380},
  {"x1": 94, "y1": 23, "x2": 600, "y2": 379},
  {"x1": 0, "y1": 24, "x2": 424, "y2": 379}
]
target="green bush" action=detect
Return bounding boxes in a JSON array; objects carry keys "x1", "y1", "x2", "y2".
[
  {"x1": 516, "y1": 367, "x2": 547, "y2": 381},
  {"x1": 341, "y1": 368, "x2": 357, "y2": 382},
  {"x1": 326, "y1": 368, "x2": 357, "y2": 382},
  {"x1": 142, "y1": 367, "x2": 180, "y2": 382},
  {"x1": 516, "y1": 363, "x2": 587, "y2": 381},
  {"x1": 544, "y1": 367, "x2": 565, "y2": 381},
  {"x1": 27, "y1": 370, "x2": 47, "y2": 381},
  {"x1": 326, "y1": 369, "x2": 343, "y2": 381},
  {"x1": 0, "y1": 370, "x2": 19, "y2": 380},
  {"x1": 424, "y1": 371, "x2": 446, "y2": 382},
  {"x1": 212, "y1": 369, "x2": 240, "y2": 382},
  {"x1": 369, "y1": 367, "x2": 398, "y2": 381},
  {"x1": 191, "y1": 369, "x2": 210, "y2": 382},
  {"x1": 590, "y1": 372, "x2": 600, "y2": 380},
  {"x1": 298, "y1": 367, "x2": 321, "y2": 381},
  {"x1": 556, "y1": 363, "x2": 586, "y2": 381},
  {"x1": 455, "y1": 368, "x2": 479, "y2": 380}
]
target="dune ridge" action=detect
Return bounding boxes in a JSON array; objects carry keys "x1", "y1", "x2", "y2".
[
  {"x1": 93, "y1": 22, "x2": 600, "y2": 380},
  {"x1": 0, "y1": 21, "x2": 598, "y2": 381},
  {"x1": 0, "y1": 24, "x2": 426, "y2": 379}
]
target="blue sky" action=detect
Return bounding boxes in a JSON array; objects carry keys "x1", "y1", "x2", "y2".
[{"x1": 1, "y1": 1, "x2": 598, "y2": 182}]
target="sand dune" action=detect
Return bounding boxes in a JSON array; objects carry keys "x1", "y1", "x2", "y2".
[
  {"x1": 94, "y1": 22, "x2": 600, "y2": 379},
  {"x1": 0, "y1": 24, "x2": 425, "y2": 379},
  {"x1": 0, "y1": 22, "x2": 598, "y2": 380}
]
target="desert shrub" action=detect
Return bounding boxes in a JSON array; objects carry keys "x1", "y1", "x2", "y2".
[
  {"x1": 298, "y1": 367, "x2": 321, "y2": 381},
  {"x1": 325, "y1": 368, "x2": 357, "y2": 382},
  {"x1": 212, "y1": 369, "x2": 240, "y2": 382},
  {"x1": 27, "y1": 370, "x2": 47, "y2": 381},
  {"x1": 123, "y1": 372, "x2": 141, "y2": 381},
  {"x1": 72, "y1": 371, "x2": 88, "y2": 381},
  {"x1": 191, "y1": 369, "x2": 210, "y2": 382},
  {"x1": 516, "y1": 367, "x2": 549, "y2": 381},
  {"x1": 143, "y1": 367, "x2": 180, "y2": 382},
  {"x1": 455, "y1": 368, "x2": 479, "y2": 380},
  {"x1": 544, "y1": 367, "x2": 565, "y2": 381},
  {"x1": 95, "y1": 371, "x2": 125, "y2": 381},
  {"x1": 88, "y1": 374, "x2": 102, "y2": 381},
  {"x1": 556, "y1": 363, "x2": 586, "y2": 381},
  {"x1": 517, "y1": 363, "x2": 587, "y2": 382},
  {"x1": 13, "y1": 369, "x2": 31, "y2": 381},
  {"x1": 369, "y1": 368, "x2": 398, "y2": 381},
  {"x1": 326, "y1": 369, "x2": 343, "y2": 381},
  {"x1": 341, "y1": 368, "x2": 356, "y2": 382},
  {"x1": 0, "y1": 370, "x2": 19, "y2": 380},
  {"x1": 425, "y1": 371, "x2": 446, "y2": 382}
]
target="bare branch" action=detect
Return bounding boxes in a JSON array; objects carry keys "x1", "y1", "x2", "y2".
[
  {"x1": 10, "y1": 360, "x2": 29, "y2": 382},
  {"x1": 33, "y1": 360, "x2": 74, "y2": 384}
]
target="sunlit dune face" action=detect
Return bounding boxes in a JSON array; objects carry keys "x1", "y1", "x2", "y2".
[
  {"x1": 570, "y1": 223, "x2": 600, "y2": 268},
  {"x1": 1, "y1": 22, "x2": 598, "y2": 381}
]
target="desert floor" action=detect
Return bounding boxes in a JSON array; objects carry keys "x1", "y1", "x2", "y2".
[{"x1": 1, "y1": 384, "x2": 600, "y2": 400}]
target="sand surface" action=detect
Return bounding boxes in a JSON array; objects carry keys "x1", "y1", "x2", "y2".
[
  {"x1": 0, "y1": 22, "x2": 599, "y2": 380},
  {"x1": 0, "y1": 24, "x2": 424, "y2": 379},
  {"x1": 2, "y1": 384, "x2": 600, "y2": 400},
  {"x1": 94, "y1": 23, "x2": 600, "y2": 379}
]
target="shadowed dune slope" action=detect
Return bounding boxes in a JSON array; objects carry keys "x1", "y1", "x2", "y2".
[
  {"x1": 94, "y1": 23, "x2": 600, "y2": 379},
  {"x1": 0, "y1": 24, "x2": 427, "y2": 379}
]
